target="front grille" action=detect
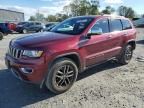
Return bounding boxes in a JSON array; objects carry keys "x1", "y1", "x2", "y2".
[{"x1": 9, "y1": 47, "x2": 24, "y2": 59}]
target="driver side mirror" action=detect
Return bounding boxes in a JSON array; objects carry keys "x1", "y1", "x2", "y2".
[{"x1": 87, "y1": 27, "x2": 103, "y2": 38}]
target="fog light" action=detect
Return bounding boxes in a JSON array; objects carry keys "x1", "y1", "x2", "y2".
[{"x1": 21, "y1": 68, "x2": 33, "y2": 74}]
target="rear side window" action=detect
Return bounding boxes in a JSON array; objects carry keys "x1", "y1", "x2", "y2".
[
  {"x1": 36, "y1": 23, "x2": 41, "y2": 25},
  {"x1": 110, "y1": 19, "x2": 122, "y2": 32},
  {"x1": 121, "y1": 19, "x2": 132, "y2": 30},
  {"x1": 91, "y1": 18, "x2": 109, "y2": 34}
]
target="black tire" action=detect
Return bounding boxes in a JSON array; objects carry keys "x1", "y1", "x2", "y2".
[
  {"x1": 0, "y1": 32, "x2": 3, "y2": 40},
  {"x1": 118, "y1": 44, "x2": 133, "y2": 65},
  {"x1": 45, "y1": 58, "x2": 78, "y2": 94}
]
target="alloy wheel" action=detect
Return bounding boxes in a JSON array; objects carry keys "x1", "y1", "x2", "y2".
[
  {"x1": 125, "y1": 46, "x2": 132, "y2": 62},
  {"x1": 55, "y1": 64, "x2": 75, "y2": 88}
]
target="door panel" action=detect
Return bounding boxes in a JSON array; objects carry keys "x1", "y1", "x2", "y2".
[
  {"x1": 103, "y1": 31, "x2": 123, "y2": 59},
  {"x1": 79, "y1": 33, "x2": 110, "y2": 67}
]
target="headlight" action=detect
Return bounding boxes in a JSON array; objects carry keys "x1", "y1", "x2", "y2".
[{"x1": 22, "y1": 50, "x2": 43, "y2": 58}]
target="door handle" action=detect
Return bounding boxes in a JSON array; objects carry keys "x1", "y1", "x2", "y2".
[
  {"x1": 123, "y1": 33, "x2": 128, "y2": 36},
  {"x1": 107, "y1": 35, "x2": 112, "y2": 39}
]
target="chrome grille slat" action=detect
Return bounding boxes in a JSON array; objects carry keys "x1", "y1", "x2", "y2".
[
  {"x1": 15, "y1": 49, "x2": 19, "y2": 58},
  {"x1": 9, "y1": 47, "x2": 23, "y2": 59}
]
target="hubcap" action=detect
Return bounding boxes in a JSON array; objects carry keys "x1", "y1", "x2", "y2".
[
  {"x1": 23, "y1": 29, "x2": 27, "y2": 33},
  {"x1": 55, "y1": 65, "x2": 75, "y2": 88},
  {"x1": 125, "y1": 46, "x2": 132, "y2": 61}
]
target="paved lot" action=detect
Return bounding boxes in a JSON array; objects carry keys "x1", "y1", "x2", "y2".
[{"x1": 0, "y1": 29, "x2": 144, "y2": 108}]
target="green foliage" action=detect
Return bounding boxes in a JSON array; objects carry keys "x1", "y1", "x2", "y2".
[
  {"x1": 46, "y1": 15, "x2": 57, "y2": 22},
  {"x1": 28, "y1": 1, "x2": 138, "y2": 22},
  {"x1": 29, "y1": 16, "x2": 36, "y2": 21},
  {"x1": 118, "y1": 6, "x2": 135, "y2": 18},
  {"x1": 29, "y1": 12, "x2": 45, "y2": 21},
  {"x1": 102, "y1": 6, "x2": 115, "y2": 14},
  {"x1": 68, "y1": 0, "x2": 100, "y2": 16},
  {"x1": 45, "y1": 14, "x2": 69, "y2": 22}
]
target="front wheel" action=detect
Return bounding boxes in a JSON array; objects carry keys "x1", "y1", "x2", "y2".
[
  {"x1": 118, "y1": 45, "x2": 133, "y2": 65},
  {"x1": 45, "y1": 58, "x2": 78, "y2": 94}
]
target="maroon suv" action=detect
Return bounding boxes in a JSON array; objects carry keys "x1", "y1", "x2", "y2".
[{"x1": 5, "y1": 15, "x2": 136, "y2": 94}]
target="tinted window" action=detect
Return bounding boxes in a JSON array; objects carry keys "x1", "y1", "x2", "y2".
[
  {"x1": 36, "y1": 23, "x2": 41, "y2": 25},
  {"x1": 17, "y1": 22, "x2": 28, "y2": 25},
  {"x1": 110, "y1": 19, "x2": 122, "y2": 32},
  {"x1": 91, "y1": 18, "x2": 109, "y2": 34},
  {"x1": 121, "y1": 20, "x2": 132, "y2": 30},
  {"x1": 45, "y1": 23, "x2": 53, "y2": 27},
  {"x1": 51, "y1": 17, "x2": 94, "y2": 35},
  {"x1": 29, "y1": 22, "x2": 34, "y2": 25}
]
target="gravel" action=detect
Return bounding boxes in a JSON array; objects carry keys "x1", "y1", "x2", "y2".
[{"x1": 0, "y1": 29, "x2": 144, "y2": 108}]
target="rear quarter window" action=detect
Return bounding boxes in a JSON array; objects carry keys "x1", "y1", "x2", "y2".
[
  {"x1": 121, "y1": 19, "x2": 132, "y2": 30},
  {"x1": 110, "y1": 19, "x2": 122, "y2": 32}
]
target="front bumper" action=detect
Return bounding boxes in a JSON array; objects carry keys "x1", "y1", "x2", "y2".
[{"x1": 5, "y1": 54, "x2": 48, "y2": 84}]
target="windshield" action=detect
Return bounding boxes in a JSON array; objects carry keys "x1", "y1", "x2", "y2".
[{"x1": 51, "y1": 17, "x2": 94, "y2": 35}]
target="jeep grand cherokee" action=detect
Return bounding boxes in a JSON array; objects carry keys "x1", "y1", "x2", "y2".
[{"x1": 5, "y1": 15, "x2": 136, "y2": 94}]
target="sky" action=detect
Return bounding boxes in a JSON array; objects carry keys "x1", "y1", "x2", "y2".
[{"x1": 0, "y1": 0, "x2": 143, "y2": 20}]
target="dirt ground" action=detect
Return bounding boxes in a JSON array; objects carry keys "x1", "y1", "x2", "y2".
[{"x1": 0, "y1": 28, "x2": 144, "y2": 108}]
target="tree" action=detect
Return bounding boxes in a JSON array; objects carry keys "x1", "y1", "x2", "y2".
[
  {"x1": 55, "y1": 13, "x2": 69, "y2": 22},
  {"x1": 68, "y1": 0, "x2": 99, "y2": 16},
  {"x1": 118, "y1": 6, "x2": 135, "y2": 18},
  {"x1": 46, "y1": 14, "x2": 69, "y2": 22},
  {"x1": 35, "y1": 13, "x2": 45, "y2": 21},
  {"x1": 102, "y1": 6, "x2": 115, "y2": 14},
  {"x1": 29, "y1": 16, "x2": 36, "y2": 21},
  {"x1": 89, "y1": 0, "x2": 100, "y2": 15},
  {"x1": 46, "y1": 15, "x2": 57, "y2": 22},
  {"x1": 29, "y1": 13, "x2": 45, "y2": 21}
]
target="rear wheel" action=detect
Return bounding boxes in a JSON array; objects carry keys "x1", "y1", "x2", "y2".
[
  {"x1": 0, "y1": 32, "x2": 3, "y2": 40},
  {"x1": 45, "y1": 58, "x2": 78, "y2": 94},
  {"x1": 118, "y1": 45, "x2": 133, "y2": 65}
]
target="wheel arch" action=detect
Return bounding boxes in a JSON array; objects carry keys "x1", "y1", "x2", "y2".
[
  {"x1": 50, "y1": 52, "x2": 82, "y2": 72},
  {"x1": 126, "y1": 40, "x2": 136, "y2": 50}
]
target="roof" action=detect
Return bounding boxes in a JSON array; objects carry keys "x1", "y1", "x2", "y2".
[
  {"x1": 71, "y1": 15, "x2": 126, "y2": 20},
  {"x1": 0, "y1": 8, "x2": 24, "y2": 14}
]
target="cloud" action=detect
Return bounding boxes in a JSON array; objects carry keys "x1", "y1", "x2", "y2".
[{"x1": 104, "y1": 0, "x2": 123, "y2": 4}]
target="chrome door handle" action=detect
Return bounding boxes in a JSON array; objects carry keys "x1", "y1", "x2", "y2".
[{"x1": 107, "y1": 35, "x2": 112, "y2": 38}]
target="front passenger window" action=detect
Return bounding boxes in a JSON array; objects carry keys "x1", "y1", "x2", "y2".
[{"x1": 91, "y1": 19, "x2": 109, "y2": 34}]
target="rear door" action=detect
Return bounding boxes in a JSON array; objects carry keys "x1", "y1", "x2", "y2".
[
  {"x1": 28, "y1": 22, "x2": 35, "y2": 31},
  {"x1": 121, "y1": 19, "x2": 135, "y2": 40},
  {"x1": 35, "y1": 22, "x2": 42, "y2": 31},
  {"x1": 103, "y1": 18, "x2": 124, "y2": 59}
]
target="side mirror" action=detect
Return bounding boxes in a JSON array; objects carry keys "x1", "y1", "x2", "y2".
[{"x1": 87, "y1": 27, "x2": 103, "y2": 38}]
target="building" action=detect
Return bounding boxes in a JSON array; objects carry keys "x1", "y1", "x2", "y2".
[{"x1": 0, "y1": 9, "x2": 24, "y2": 23}]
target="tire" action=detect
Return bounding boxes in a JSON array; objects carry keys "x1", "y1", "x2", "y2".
[
  {"x1": 37, "y1": 29, "x2": 43, "y2": 32},
  {"x1": 0, "y1": 32, "x2": 3, "y2": 40},
  {"x1": 118, "y1": 44, "x2": 133, "y2": 65},
  {"x1": 45, "y1": 58, "x2": 78, "y2": 94},
  {"x1": 23, "y1": 29, "x2": 27, "y2": 34}
]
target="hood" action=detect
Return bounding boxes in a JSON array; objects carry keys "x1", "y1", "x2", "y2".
[{"x1": 12, "y1": 32, "x2": 73, "y2": 48}]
